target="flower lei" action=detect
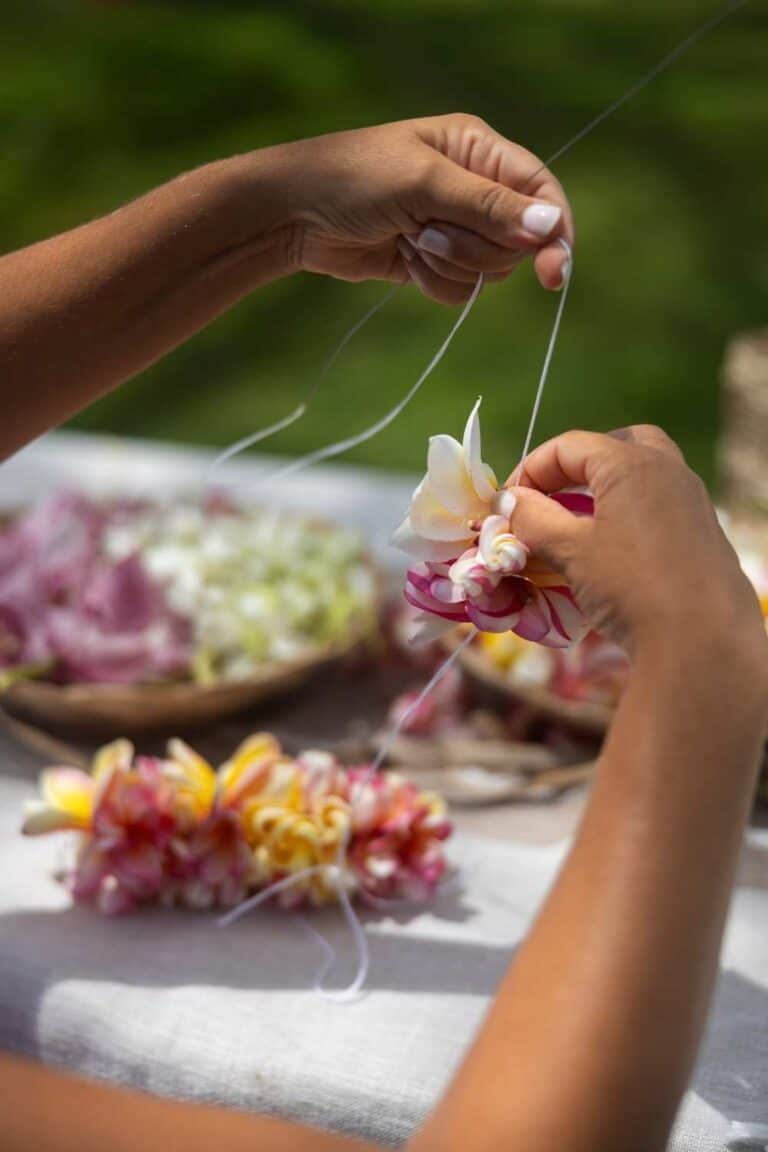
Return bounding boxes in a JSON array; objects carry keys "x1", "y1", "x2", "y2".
[
  {"x1": 394, "y1": 399, "x2": 593, "y2": 648},
  {"x1": 22, "y1": 734, "x2": 451, "y2": 916}
]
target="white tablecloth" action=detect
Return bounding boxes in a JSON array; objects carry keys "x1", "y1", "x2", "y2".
[
  {"x1": 1, "y1": 433, "x2": 767, "y2": 1149},
  {"x1": 1, "y1": 768, "x2": 766, "y2": 1150}
]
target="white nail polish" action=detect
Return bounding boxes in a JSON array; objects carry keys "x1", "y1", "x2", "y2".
[
  {"x1": 416, "y1": 227, "x2": 451, "y2": 258},
  {"x1": 522, "y1": 203, "x2": 562, "y2": 238},
  {"x1": 492, "y1": 489, "x2": 517, "y2": 520}
]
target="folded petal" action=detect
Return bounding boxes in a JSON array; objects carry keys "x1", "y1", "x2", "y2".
[
  {"x1": 465, "y1": 578, "x2": 527, "y2": 633},
  {"x1": 513, "y1": 593, "x2": 553, "y2": 643},
  {"x1": 462, "y1": 398, "x2": 497, "y2": 503},
  {"x1": 478, "y1": 515, "x2": 528, "y2": 574}
]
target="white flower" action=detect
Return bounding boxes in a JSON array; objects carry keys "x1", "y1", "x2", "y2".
[
  {"x1": 392, "y1": 398, "x2": 498, "y2": 562},
  {"x1": 477, "y1": 515, "x2": 527, "y2": 574}
]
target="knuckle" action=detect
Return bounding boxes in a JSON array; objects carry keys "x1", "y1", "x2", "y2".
[
  {"x1": 477, "y1": 181, "x2": 510, "y2": 228},
  {"x1": 451, "y1": 112, "x2": 489, "y2": 133}
]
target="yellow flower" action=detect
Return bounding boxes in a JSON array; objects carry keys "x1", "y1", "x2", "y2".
[{"x1": 22, "y1": 739, "x2": 133, "y2": 836}]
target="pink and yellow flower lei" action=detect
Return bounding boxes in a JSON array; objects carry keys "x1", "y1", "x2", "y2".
[
  {"x1": 393, "y1": 399, "x2": 593, "y2": 648},
  {"x1": 22, "y1": 735, "x2": 452, "y2": 916}
]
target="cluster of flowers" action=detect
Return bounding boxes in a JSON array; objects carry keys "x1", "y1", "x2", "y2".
[
  {"x1": 394, "y1": 400, "x2": 592, "y2": 648},
  {"x1": 478, "y1": 630, "x2": 631, "y2": 708},
  {"x1": 22, "y1": 734, "x2": 451, "y2": 916},
  {"x1": 0, "y1": 491, "x2": 375, "y2": 687}
]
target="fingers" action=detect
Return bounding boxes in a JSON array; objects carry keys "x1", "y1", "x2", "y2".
[
  {"x1": 397, "y1": 241, "x2": 481, "y2": 305},
  {"x1": 419, "y1": 153, "x2": 566, "y2": 254},
  {"x1": 511, "y1": 425, "x2": 684, "y2": 494},
  {"x1": 511, "y1": 430, "x2": 619, "y2": 494},
  {"x1": 533, "y1": 243, "x2": 570, "y2": 291},
  {"x1": 409, "y1": 222, "x2": 525, "y2": 275},
  {"x1": 400, "y1": 231, "x2": 521, "y2": 287},
  {"x1": 417, "y1": 114, "x2": 573, "y2": 238},
  {"x1": 507, "y1": 486, "x2": 590, "y2": 571}
]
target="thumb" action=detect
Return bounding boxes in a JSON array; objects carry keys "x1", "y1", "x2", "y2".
[
  {"x1": 508, "y1": 487, "x2": 590, "y2": 572},
  {"x1": 423, "y1": 156, "x2": 563, "y2": 250}
]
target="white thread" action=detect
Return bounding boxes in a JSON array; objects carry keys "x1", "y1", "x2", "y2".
[
  {"x1": 207, "y1": 284, "x2": 401, "y2": 482},
  {"x1": 235, "y1": 274, "x2": 484, "y2": 493},
  {"x1": 210, "y1": 0, "x2": 750, "y2": 497},
  {"x1": 216, "y1": 0, "x2": 750, "y2": 999},
  {"x1": 219, "y1": 630, "x2": 476, "y2": 1000},
  {"x1": 511, "y1": 238, "x2": 573, "y2": 485},
  {"x1": 532, "y1": 0, "x2": 750, "y2": 179}
]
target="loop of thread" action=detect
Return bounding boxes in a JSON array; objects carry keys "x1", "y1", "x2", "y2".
[
  {"x1": 219, "y1": 629, "x2": 476, "y2": 1001},
  {"x1": 214, "y1": 0, "x2": 750, "y2": 999},
  {"x1": 207, "y1": 284, "x2": 401, "y2": 484},
  {"x1": 218, "y1": 248, "x2": 577, "y2": 1000},
  {"x1": 236, "y1": 273, "x2": 484, "y2": 496},
  {"x1": 511, "y1": 237, "x2": 573, "y2": 486}
]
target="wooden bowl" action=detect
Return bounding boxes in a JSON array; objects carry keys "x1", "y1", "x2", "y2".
[
  {"x1": 444, "y1": 631, "x2": 613, "y2": 737},
  {"x1": 0, "y1": 500, "x2": 384, "y2": 736},
  {"x1": 1, "y1": 634, "x2": 368, "y2": 736}
]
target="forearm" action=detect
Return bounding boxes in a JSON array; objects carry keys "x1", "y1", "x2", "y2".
[
  {"x1": 0, "y1": 148, "x2": 296, "y2": 460},
  {"x1": 412, "y1": 626, "x2": 767, "y2": 1152},
  {"x1": 0, "y1": 1054, "x2": 379, "y2": 1152}
]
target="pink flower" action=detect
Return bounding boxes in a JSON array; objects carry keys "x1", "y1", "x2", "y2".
[
  {"x1": 70, "y1": 748, "x2": 178, "y2": 915},
  {"x1": 0, "y1": 493, "x2": 192, "y2": 684},
  {"x1": 23, "y1": 734, "x2": 454, "y2": 915},
  {"x1": 395, "y1": 402, "x2": 593, "y2": 649}
]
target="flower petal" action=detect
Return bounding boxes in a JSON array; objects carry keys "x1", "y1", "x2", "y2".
[
  {"x1": 410, "y1": 479, "x2": 475, "y2": 542},
  {"x1": 462, "y1": 398, "x2": 497, "y2": 503},
  {"x1": 426, "y1": 435, "x2": 487, "y2": 518},
  {"x1": 478, "y1": 515, "x2": 528, "y2": 574},
  {"x1": 40, "y1": 767, "x2": 94, "y2": 824},
  {"x1": 406, "y1": 612, "x2": 458, "y2": 646},
  {"x1": 540, "y1": 588, "x2": 590, "y2": 647},
  {"x1": 392, "y1": 516, "x2": 473, "y2": 563},
  {"x1": 404, "y1": 583, "x2": 469, "y2": 623},
  {"x1": 551, "y1": 490, "x2": 594, "y2": 517},
  {"x1": 513, "y1": 594, "x2": 553, "y2": 643}
]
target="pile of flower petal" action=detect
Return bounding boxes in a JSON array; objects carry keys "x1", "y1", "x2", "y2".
[
  {"x1": 0, "y1": 492, "x2": 376, "y2": 686},
  {"x1": 21, "y1": 735, "x2": 452, "y2": 916}
]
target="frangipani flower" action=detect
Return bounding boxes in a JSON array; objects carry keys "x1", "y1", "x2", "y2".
[
  {"x1": 22, "y1": 734, "x2": 452, "y2": 914},
  {"x1": 395, "y1": 400, "x2": 592, "y2": 649}
]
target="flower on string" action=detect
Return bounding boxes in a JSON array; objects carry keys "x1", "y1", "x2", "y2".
[
  {"x1": 347, "y1": 769, "x2": 452, "y2": 901},
  {"x1": 393, "y1": 399, "x2": 592, "y2": 648},
  {"x1": 21, "y1": 733, "x2": 453, "y2": 915}
]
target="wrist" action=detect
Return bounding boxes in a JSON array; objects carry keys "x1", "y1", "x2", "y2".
[
  {"x1": 179, "y1": 149, "x2": 300, "y2": 284},
  {"x1": 633, "y1": 612, "x2": 768, "y2": 714}
]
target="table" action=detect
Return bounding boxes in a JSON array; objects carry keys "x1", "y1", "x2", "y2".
[{"x1": 0, "y1": 432, "x2": 766, "y2": 1150}]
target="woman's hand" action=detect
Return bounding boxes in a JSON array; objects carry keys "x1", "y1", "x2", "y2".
[
  {"x1": 0, "y1": 113, "x2": 572, "y2": 458},
  {"x1": 508, "y1": 425, "x2": 767, "y2": 656},
  {"x1": 271, "y1": 114, "x2": 572, "y2": 304}
]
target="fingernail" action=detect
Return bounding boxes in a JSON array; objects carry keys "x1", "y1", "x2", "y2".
[
  {"x1": 522, "y1": 203, "x2": 562, "y2": 238},
  {"x1": 492, "y1": 489, "x2": 517, "y2": 520},
  {"x1": 415, "y1": 227, "x2": 451, "y2": 258},
  {"x1": 397, "y1": 238, "x2": 415, "y2": 263}
]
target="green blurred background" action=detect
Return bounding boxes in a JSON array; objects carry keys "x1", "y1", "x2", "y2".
[{"x1": 1, "y1": 1, "x2": 765, "y2": 486}]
